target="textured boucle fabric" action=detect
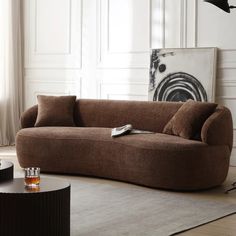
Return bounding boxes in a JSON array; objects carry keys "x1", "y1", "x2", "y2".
[
  {"x1": 16, "y1": 99, "x2": 233, "y2": 190},
  {"x1": 34, "y1": 95, "x2": 76, "y2": 127},
  {"x1": 16, "y1": 127, "x2": 230, "y2": 190},
  {"x1": 163, "y1": 100, "x2": 217, "y2": 139}
]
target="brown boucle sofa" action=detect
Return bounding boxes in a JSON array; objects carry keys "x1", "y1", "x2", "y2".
[{"x1": 16, "y1": 99, "x2": 233, "y2": 191}]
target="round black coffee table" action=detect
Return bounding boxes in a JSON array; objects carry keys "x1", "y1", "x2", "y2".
[
  {"x1": 0, "y1": 178, "x2": 70, "y2": 236},
  {"x1": 0, "y1": 160, "x2": 13, "y2": 181}
]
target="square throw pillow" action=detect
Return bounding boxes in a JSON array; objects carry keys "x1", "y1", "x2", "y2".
[
  {"x1": 34, "y1": 95, "x2": 76, "y2": 127},
  {"x1": 163, "y1": 100, "x2": 217, "y2": 139}
]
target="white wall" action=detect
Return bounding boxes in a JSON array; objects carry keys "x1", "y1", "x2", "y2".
[
  {"x1": 23, "y1": 0, "x2": 236, "y2": 163},
  {"x1": 24, "y1": 0, "x2": 150, "y2": 107}
]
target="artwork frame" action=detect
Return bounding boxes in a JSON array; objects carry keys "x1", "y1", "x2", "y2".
[{"x1": 149, "y1": 48, "x2": 217, "y2": 102}]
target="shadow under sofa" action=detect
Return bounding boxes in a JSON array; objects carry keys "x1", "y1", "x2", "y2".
[{"x1": 16, "y1": 99, "x2": 233, "y2": 191}]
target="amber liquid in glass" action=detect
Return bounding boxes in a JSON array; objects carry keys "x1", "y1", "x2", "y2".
[{"x1": 24, "y1": 176, "x2": 40, "y2": 186}]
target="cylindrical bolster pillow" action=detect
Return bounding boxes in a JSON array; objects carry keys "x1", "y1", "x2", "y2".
[{"x1": 201, "y1": 106, "x2": 233, "y2": 152}]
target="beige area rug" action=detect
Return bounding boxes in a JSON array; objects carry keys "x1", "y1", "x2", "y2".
[{"x1": 1, "y1": 148, "x2": 236, "y2": 236}]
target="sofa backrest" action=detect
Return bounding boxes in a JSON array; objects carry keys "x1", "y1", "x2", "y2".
[
  {"x1": 20, "y1": 99, "x2": 233, "y2": 151},
  {"x1": 74, "y1": 99, "x2": 182, "y2": 133}
]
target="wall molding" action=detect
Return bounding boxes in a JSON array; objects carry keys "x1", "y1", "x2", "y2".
[
  {"x1": 217, "y1": 96, "x2": 236, "y2": 100},
  {"x1": 218, "y1": 50, "x2": 236, "y2": 69},
  {"x1": 107, "y1": 94, "x2": 147, "y2": 100},
  {"x1": 106, "y1": 0, "x2": 148, "y2": 54},
  {"x1": 34, "y1": 0, "x2": 72, "y2": 55},
  {"x1": 98, "y1": 81, "x2": 148, "y2": 99},
  {"x1": 193, "y1": 0, "x2": 198, "y2": 47},
  {"x1": 180, "y1": 0, "x2": 198, "y2": 48},
  {"x1": 25, "y1": 0, "x2": 83, "y2": 69},
  {"x1": 96, "y1": 0, "x2": 150, "y2": 69},
  {"x1": 218, "y1": 80, "x2": 236, "y2": 87},
  {"x1": 160, "y1": 0, "x2": 165, "y2": 48},
  {"x1": 180, "y1": 0, "x2": 187, "y2": 48},
  {"x1": 24, "y1": 77, "x2": 82, "y2": 108}
]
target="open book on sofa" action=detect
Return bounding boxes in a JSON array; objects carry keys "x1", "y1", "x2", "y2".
[{"x1": 111, "y1": 124, "x2": 154, "y2": 137}]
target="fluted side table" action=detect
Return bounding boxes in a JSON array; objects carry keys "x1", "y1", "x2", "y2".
[
  {"x1": 0, "y1": 178, "x2": 70, "y2": 236},
  {"x1": 0, "y1": 160, "x2": 13, "y2": 181}
]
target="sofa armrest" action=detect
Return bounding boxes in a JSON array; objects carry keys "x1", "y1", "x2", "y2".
[
  {"x1": 201, "y1": 106, "x2": 233, "y2": 152},
  {"x1": 20, "y1": 105, "x2": 38, "y2": 128}
]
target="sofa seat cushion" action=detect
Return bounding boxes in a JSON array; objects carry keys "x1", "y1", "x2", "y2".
[
  {"x1": 17, "y1": 127, "x2": 206, "y2": 150},
  {"x1": 16, "y1": 127, "x2": 230, "y2": 190}
]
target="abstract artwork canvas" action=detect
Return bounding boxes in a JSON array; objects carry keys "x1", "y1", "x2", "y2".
[{"x1": 149, "y1": 48, "x2": 217, "y2": 102}]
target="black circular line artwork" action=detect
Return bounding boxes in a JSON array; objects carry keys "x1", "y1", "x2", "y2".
[
  {"x1": 159, "y1": 64, "x2": 166, "y2": 73},
  {"x1": 153, "y1": 72, "x2": 208, "y2": 102},
  {"x1": 149, "y1": 49, "x2": 175, "y2": 92}
]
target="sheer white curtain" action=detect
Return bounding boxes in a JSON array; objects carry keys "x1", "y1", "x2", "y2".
[{"x1": 0, "y1": 0, "x2": 23, "y2": 146}]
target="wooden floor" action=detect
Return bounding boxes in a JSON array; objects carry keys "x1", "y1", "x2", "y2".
[
  {"x1": 179, "y1": 169, "x2": 236, "y2": 236},
  {"x1": 1, "y1": 146, "x2": 236, "y2": 236},
  {"x1": 180, "y1": 215, "x2": 236, "y2": 236}
]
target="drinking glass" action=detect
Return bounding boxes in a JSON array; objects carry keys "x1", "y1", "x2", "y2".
[{"x1": 24, "y1": 167, "x2": 40, "y2": 188}]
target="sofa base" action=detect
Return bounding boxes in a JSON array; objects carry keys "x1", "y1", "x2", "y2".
[{"x1": 16, "y1": 127, "x2": 230, "y2": 191}]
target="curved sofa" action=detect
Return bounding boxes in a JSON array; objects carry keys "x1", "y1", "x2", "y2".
[{"x1": 16, "y1": 99, "x2": 233, "y2": 191}]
